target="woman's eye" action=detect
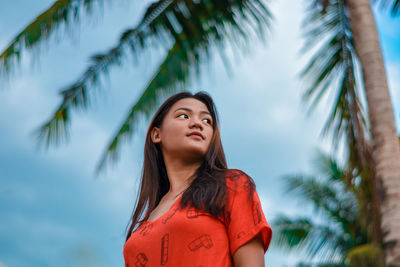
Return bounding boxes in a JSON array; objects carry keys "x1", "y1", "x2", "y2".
[
  {"x1": 203, "y1": 118, "x2": 212, "y2": 124},
  {"x1": 178, "y1": 114, "x2": 188, "y2": 118}
]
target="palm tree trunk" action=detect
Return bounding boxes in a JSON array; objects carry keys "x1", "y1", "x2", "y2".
[{"x1": 345, "y1": 0, "x2": 400, "y2": 265}]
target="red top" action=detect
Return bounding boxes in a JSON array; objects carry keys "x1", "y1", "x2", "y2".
[{"x1": 123, "y1": 169, "x2": 272, "y2": 267}]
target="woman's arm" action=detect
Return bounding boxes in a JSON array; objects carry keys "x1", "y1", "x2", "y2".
[{"x1": 232, "y1": 232, "x2": 265, "y2": 267}]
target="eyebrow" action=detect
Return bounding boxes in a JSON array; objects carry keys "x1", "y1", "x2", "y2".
[{"x1": 173, "y1": 107, "x2": 211, "y2": 116}]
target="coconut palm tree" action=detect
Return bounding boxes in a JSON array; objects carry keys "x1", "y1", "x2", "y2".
[
  {"x1": 345, "y1": 1, "x2": 400, "y2": 263},
  {"x1": 272, "y1": 149, "x2": 385, "y2": 266},
  {"x1": 300, "y1": 0, "x2": 400, "y2": 264}
]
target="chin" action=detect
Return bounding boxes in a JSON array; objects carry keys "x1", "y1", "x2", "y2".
[{"x1": 183, "y1": 147, "x2": 207, "y2": 160}]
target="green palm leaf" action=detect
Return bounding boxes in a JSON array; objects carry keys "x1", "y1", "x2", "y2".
[
  {"x1": 309, "y1": 149, "x2": 346, "y2": 183},
  {"x1": 301, "y1": 0, "x2": 384, "y2": 249},
  {"x1": 297, "y1": 263, "x2": 348, "y2": 267},
  {"x1": 284, "y1": 173, "x2": 359, "y2": 236},
  {"x1": 282, "y1": 160, "x2": 358, "y2": 227},
  {"x1": 375, "y1": 0, "x2": 400, "y2": 15},
  {"x1": 273, "y1": 214, "x2": 348, "y2": 262},
  {"x1": 0, "y1": 0, "x2": 107, "y2": 78},
  {"x1": 300, "y1": 0, "x2": 369, "y2": 157},
  {"x1": 30, "y1": 0, "x2": 177, "y2": 150},
  {"x1": 272, "y1": 150, "x2": 373, "y2": 265},
  {"x1": 94, "y1": 42, "x2": 189, "y2": 175},
  {"x1": 27, "y1": 0, "x2": 272, "y2": 175}
]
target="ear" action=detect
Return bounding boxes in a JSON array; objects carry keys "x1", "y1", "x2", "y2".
[{"x1": 151, "y1": 127, "x2": 161, "y2": 143}]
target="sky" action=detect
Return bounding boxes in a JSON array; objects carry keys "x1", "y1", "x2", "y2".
[{"x1": 0, "y1": 1, "x2": 399, "y2": 266}]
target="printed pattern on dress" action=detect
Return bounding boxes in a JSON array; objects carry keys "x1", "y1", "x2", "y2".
[
  {"x1": 160, "y1": 233, "x2": 169, "y2": 265},
  {"x1": 188, "y1": 234, "x2": 214, "y2": 251},
  {"x1": 225, "y1": 169, "x2": 256, "y2": 200},
  {"x1": 236, "y1": 231, "x2": 247, "y2": 239},
  {"x1": 162, "y1": 207, "x2": 178, "y2": 224},
  {"x1": 135, "y1": 252, "x2": 148, "y2": 267}
]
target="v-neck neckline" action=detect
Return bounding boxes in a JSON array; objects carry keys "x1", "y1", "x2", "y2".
[{"x1": 144, "y1": 195, "x2": 183, "y2": 224}]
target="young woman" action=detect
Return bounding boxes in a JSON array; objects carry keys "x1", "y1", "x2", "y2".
[{"x1": 123, "y1": 91, "x2": 272, "y2": 266}]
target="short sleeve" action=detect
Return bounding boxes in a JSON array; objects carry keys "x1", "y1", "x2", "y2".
[{"x1": 224, "y1": 169, "x2": 272, "y2": 256}]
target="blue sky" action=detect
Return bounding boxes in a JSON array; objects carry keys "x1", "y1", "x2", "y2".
[{"x1": 0, "y1": 1, "x2": 399, "y2": 266}]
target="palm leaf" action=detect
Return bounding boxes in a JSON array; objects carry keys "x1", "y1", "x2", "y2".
[
  {"x1": 0, "y1": 0, "x2": 107, "y2": 78},
  {"x1": 29, "y1": 0, "x2": 177, "y2": 150},
  {"x1": 302, "y1": 1, "x2": 383, "y2": 248},
  {"x1": 94, "y1": 42, "x2": 189, "y2": 175},
  {"x1": 281, "y1": 151, "x2": 360, "y2": 245},
  {"x1": 300, "y1": 0, "x2": 369, "y2": 152},
  {"x1": 272, "y1": 150, "x2": 373, "y2": 265},
  {"x1": 309, "y1": 149, "x2": 346, "y2": 183},
  {"x1": 282, "y1": 170, "x2": 358, "y2": 224},
  {"x1": 297, "y1": 263, "x2": 348, "y2": 267},
  {"x1": 273, "y1": 214, "x2": 348, "y2": 263},
  {"x1": 375, "y1": 0, "x2": 400, "y2": 15},
  {"x1": 29, "y1": 0, "x2": 272, "y2": 174}
]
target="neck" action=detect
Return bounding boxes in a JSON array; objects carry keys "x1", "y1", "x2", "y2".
[{"x1": 162, "y1": 154, "x2": 203, "y2": 195}]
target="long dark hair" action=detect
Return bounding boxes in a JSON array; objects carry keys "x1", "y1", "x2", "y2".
[{"x1": 125, "y1": 91, "x2": 228, "y2": 241}]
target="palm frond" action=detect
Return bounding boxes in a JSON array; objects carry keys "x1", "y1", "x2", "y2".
[
  {"x1": 310, "y1": 149, "x2": 346, "y2": 183},
  {"x1": 375, "y1": 0, "x2": 400, "y2": 15},
  {"x1": 299, "y1": 0, "x2": 369, "y2": 157},
  {"x1": 316, "y1": 264, "x2": 348, "y2": 267},
  {"x1": 30, "y1": 0, "x2": 176, "y2": 150},
  {"x1": 30, "y1": 0, "x2": 272, "y2": 174},
  {"x1": 281, "y1": 150, "x2": 361, "y2": 238},
  {"x1": 273, "y1": 150, "x2": 374, "y2": 265},
  {"x1": 0, "y1": 0, "x2": 107, "y2": 78},
  {"x1": 296, "y1": 262, "x2": 348, "y2": 267},
  {"x1": 302, "y1": 1, "x2": 383, "y2": 249},
  {"x1": 283, "y1": 173, "x2": 358, "y2": 229},
  {"x1": 273, "y1": 214, "x2": 347, "y2": 263},
  {"x1": 94, "y1": 42, "x2": 189, "y2": 175}
]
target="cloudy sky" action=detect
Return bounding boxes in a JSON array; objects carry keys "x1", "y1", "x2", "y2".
[{"x1": 1, "y1": 0, "x2": 399, "y2": 266}]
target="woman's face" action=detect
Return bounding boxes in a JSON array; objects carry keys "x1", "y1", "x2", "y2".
[{"x1": 151, "y1": 98, "x2": 214, "y2": 163}]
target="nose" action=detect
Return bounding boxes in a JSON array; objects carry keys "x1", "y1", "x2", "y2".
[{"x1": 189, "y1": 116, "x2": 203, "y2": 130}]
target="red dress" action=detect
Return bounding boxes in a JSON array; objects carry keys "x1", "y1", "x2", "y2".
[{"x1": 123, "y1": 169, "x2": 272, "y2": 266}]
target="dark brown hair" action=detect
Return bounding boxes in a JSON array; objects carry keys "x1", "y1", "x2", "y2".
[{"x1": 125, "y1": 91, "x2": 228, "y2": 241}]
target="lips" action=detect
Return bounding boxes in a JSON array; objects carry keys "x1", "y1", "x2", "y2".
[{"x1": 187, "y1": 131, "x2": 204, "y2": 139}]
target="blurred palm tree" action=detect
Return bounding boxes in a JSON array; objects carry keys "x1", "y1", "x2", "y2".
[
  {"x1": 299, "y1": 0, "x2": 400, "y2": 264},
  {"x1": 272, "y1": 149, "x2": 385, "y2": 267}
]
